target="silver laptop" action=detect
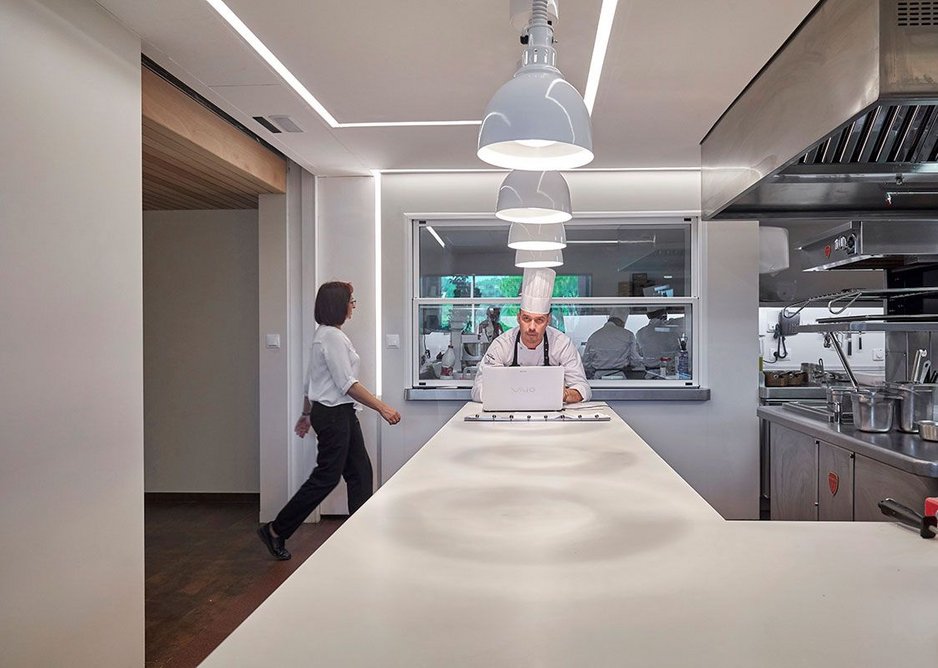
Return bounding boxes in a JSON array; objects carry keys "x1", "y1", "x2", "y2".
[{"x1": 482, "y1": 366, "x2": 565, "y2": 412}]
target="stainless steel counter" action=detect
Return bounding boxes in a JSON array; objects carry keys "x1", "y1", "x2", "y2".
[
  {"x1": 757, "y1": 405, "x2": 938, "y2": 477},
  {"x1": 759, "y1": 385, "x2": 828, "y2": 401}
]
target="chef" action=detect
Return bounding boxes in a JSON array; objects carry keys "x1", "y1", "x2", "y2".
[
  {"x1": 636, "y1": 308, "x2": 681, "y2": 368},
  {"x1": 470, "y1": 267, "x2": 591, "y2": 404},
  {"x1": 582, "y1": 307, "x2": 645, "y2": 379}
]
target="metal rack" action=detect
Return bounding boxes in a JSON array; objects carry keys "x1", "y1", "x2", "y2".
[{"x1": 799, "y1": 321, "x2": 938, "y2": 333}]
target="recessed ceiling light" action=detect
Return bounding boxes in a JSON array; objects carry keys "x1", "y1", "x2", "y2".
[
  {"x1": 425, "y1": 225, "x2": 446, "y2": 248},
  {"x1": 205, "y1": 0, "x2": 619, "y2": 131},
  {"x1": 583, "y1": 0, "x2": 620, "y2": 114}
]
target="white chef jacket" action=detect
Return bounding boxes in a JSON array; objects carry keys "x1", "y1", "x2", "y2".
[
  {"x1": 582, "y1": 321, "x2": 644, "y2": 378},
  {"x1": 636, "y1": 319, "x2": 682, "y2": 366},
  {"x1": 304, "y1": 325, "x2": 360, "y2": 407},
  {"x1": 470, "y1": 326, "x2": 591, "y2": 402}
]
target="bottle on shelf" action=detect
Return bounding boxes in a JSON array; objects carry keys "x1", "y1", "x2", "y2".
[
  {"x1": 441, "y1": 344, "x2": 456, "y2": 377},
  {"x1": 677, "y1": 333, "x2": 690, "y2": 379}
]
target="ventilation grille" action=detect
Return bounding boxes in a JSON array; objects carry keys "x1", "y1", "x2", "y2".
[
  {"x1": 898, "y1": 1, "x2": 938, "y2": 26},
  {"x1": 252, "y1": 115, "x2": 305, "y2": 134},
  {"x1": 797, "y1": 103, "x2": 938, "y2": 165}
]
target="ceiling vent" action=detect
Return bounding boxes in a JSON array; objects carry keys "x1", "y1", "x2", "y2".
[
  {"x1": 897, "y1": 1, "x2": 937, "y2": 26},
  {"x1": 252, "y1": 115, "x2": 305, "y2": 134}
]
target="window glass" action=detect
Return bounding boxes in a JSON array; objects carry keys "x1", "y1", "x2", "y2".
[
  {"x1": 417, "y1": 222, "x2": 690, "y2": 298},
  {"x1": 415, "y1": 303, "x2": 694, "y2": 384},
  {"x1": 413, "y1": 219, "x2": 697, "y2": 388}
]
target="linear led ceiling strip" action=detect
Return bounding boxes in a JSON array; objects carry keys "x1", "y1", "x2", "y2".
[{"x1": 203, "y1": 0, "x2": 618, "y2": 129}]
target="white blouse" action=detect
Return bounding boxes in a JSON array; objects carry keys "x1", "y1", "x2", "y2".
[{"x1": 304, "y1": 325, "x2": 360, "y2": 407}]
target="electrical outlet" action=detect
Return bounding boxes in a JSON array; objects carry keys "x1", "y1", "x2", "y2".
[{"x1": 873, "y1": 348, "x2": 885, "y2": 361}]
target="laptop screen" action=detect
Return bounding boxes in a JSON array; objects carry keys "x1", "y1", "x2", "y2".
[{"x1": 481, "y1": 366, "x2": 565, "y2": 412}]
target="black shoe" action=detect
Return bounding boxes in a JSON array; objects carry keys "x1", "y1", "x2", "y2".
[{"x1": 257, "y1": 522, "x2": 291, "y2": 560}]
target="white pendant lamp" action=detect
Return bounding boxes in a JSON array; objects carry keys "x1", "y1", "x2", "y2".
[
  {"x1": 515, "y1": 248, "x2": 564, "y2": 268},
  {"x1": 507, "y1": 222, "x2": 567, "y2": 251},
  {"x1": 478, "y1": 0, "x2": 593, "y2": 170},
  {"x1": 496, "y1": 170, "x2": 572, "y2": 224}
]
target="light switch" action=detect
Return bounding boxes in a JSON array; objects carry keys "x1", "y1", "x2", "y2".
[
  {"x1": 386, "y1": 334, "x2": 400, "y2": 349},
  {"x1": 873, "y1": 348, "x2": 885, "y2": 361},
  {"x1": 265, "y1": 333, "x2": 281, "y2": 349}
]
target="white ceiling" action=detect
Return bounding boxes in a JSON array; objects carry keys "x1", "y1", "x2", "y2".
[{"x1": 95, "y1": 0, "x2": 819, "y2": 176}]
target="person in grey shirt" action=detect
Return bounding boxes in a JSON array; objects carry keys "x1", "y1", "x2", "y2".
[{"x1": 582, "y1": 308, "x2": 644, "y2": 379}]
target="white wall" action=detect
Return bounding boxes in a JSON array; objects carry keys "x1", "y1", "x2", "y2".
[
  {"x1": 0, "y1": 0, "x2": 144, "y2": 664},
  {"x1": 143, "y1": 210, "x2": 259, "y2": 492},
  {"x1": 314, "y1": 176, "x2": 379, "y2": 514},
  {"x1": 371, "y1": 171, "x2": 760, "y2": 519}
]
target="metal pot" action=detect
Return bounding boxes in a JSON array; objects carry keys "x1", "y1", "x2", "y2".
[
  {"x1": 896, "y1": 383, "x2": 935, "y2": 433},
  {"x1": 918, "y1": 420, "x2": 938, "y2": 442},
  {"x1": 850, "y1": 389, "x2": 897, "y2": 433}
]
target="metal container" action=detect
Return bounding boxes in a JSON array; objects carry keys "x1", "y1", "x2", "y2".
[
  {"x1": 826, "y1": 386, "x2": 854, "y2": 422},
  {"x1": 896, "y1": 383, "x2": 935, "y2": 433},
  {"x1": 918, "y1": 420, "x2": 938, "y2": 442},
  {"x1": 850, "y1": 389, "x2": 897, "y2": 433}
]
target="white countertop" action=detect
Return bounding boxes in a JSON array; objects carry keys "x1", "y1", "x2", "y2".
[{"x1": 203, "y1": 403, "x2": 938, "y2": 667}]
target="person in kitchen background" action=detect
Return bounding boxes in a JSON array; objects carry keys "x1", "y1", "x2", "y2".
[
  {"x1": 470, "y1": 267, "x2": 591, "y2": 404},
  {"x1": 637, "y1": 308, "x2": 683, "y2": 372},
  {"x1": 582, "y1": 307, "x2": 645, "y2": 379},
  {"x1": 257, "y1": 281, "x2": 401, "y2": 561},
  {"x1": 477, "y1": 305, "x2": 504, "y2": 343}
]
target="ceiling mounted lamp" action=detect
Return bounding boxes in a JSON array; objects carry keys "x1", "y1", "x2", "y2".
[
  {"x1": 496, "y1": 170, "x2": 572, "y2": 224},
  {"x1": 515, "y1": 248, "x2": 564, "y2": 268},
  {"x1": 477, "y1": 0, "x2": 594, "y2": 170},
  {"x1": 507, "y1": 222, "x2": 567, "y2": 251}
]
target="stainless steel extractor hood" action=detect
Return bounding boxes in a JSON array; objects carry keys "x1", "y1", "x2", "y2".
[
  {"x1": 801, "y1": 220, "x2": 938, "y2": 270},
  {"x1": 701, "y1": 0, "x2": 938, "y2": 220}
]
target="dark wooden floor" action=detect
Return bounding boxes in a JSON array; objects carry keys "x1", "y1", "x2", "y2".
[{"x1": 145, "y1": 499, "x2": 345, "y2": 667}]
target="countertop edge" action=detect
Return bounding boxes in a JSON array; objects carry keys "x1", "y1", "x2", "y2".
[
  {"x1": 406, "y1": 388, "x2": 711, "y2": 401},
  {"x1": 757, "y1": 406, "x2": 938, "y2": 477}
]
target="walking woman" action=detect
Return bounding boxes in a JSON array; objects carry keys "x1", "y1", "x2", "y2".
[{"x1": 258, "y1": 281, "x2": 401, "y2": 560}]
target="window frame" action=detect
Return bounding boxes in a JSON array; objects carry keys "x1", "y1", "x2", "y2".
[{"x1": 408, "y1": 215, "x2": 702, "y2": 390}]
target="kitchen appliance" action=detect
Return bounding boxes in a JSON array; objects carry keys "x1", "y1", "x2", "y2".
[
  {"x1": 701, "y1": 0, "x2": 938, "y2": 220},
  {"x1": 800, "y1": 221, "x2": 938, "y2": 272}
]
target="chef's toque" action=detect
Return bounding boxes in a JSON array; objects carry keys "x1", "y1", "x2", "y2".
[{"x1": 519, "y1": 267, "x2": 555, "y2": 315}]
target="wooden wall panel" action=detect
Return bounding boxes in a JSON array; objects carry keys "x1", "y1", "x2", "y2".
[{"x1": 142, "y1": 67, "x2": 286, "y2": 210}]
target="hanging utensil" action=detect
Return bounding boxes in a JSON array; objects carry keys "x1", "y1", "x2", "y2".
[
  {"x1": 919, "y1": 360, "x2": 932, "y2": 384},
  {"x1": 911, "y1": 349, "x2": 926, "y2": 383}
]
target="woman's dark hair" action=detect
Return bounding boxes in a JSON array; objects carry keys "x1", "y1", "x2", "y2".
[{"x1": 314, "y1": 281, "x2": 353, "y2": 326}]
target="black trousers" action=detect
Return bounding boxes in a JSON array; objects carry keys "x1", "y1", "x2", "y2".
[{"x1": 271, "y1": 402, "x2": 373, "y2": 540}]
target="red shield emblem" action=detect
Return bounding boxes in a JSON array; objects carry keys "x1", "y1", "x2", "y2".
[
  {"x1": 824, "y1": 244, "x2": 832, "y2": 258},
  {"x1": 828, "y1": 472, "x2": 839, "y2": 496}
]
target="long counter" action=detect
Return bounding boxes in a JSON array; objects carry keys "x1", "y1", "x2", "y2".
[{"x1": 203, "y1": 403, "x2": 938, "y2": 667}]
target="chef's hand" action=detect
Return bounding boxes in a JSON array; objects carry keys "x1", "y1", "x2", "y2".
[
  {"x1": 294, "y1": 415, "x2": 311, "y2": 438},
  {"x1": 380, "y1": 404, "x2": 401, "y2": 425},
  {"x1": 563, "y1": 388, "x2": 583, "y2": 404}
]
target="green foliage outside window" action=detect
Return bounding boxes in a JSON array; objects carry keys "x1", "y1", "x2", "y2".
[{"x1": 431, "y1": 274, "x2": 586, "y2": 333}]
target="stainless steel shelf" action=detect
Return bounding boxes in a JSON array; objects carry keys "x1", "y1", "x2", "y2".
[{"x1": 798, "y1": 322, "x2": 938, "y2": 333}]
